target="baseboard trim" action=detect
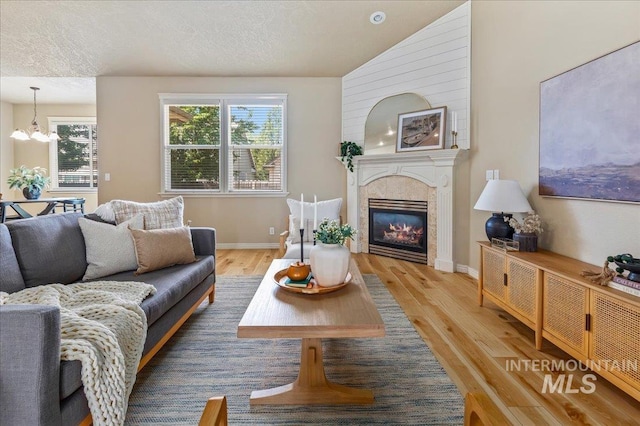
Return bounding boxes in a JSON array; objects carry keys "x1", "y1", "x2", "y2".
[
  {"x1": 216, "y1": 242, "x2": 280, "y2": 249},
  {"x1": 467, "y1": 266, "x2": 479, "y2": 279},
  {"x1": 455, "y1": 264, "x2": 479, "y2": 279},
  {"x1": 456, "y1": 264, "x2": 468, "y2": 274}
]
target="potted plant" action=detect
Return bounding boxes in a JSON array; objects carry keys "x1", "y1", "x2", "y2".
[
  {"x1": 507, "y1": 213, "x2": 543, "y2": 252},
  {"x1": 7, "y1": 165, "x2": 50, "y2": 200},
  {"x1": 340, "y1": 141, "x2": 363, "y2": 172},
  {"x1": 310, "y1": 218, "x2": 357, "y2": 286}
]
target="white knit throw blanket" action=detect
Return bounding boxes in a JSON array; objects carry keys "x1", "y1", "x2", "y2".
[{"x1": 0, "y1": 281, "x2": 156, "y2": 426}]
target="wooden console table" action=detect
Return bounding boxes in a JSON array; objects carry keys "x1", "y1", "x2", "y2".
[
  {"x1": 478, "y1": 241, "x2": 640, "y2": 402},
  {"x1": 0, "y1": 198, "x2": 85, "y2": 223}
]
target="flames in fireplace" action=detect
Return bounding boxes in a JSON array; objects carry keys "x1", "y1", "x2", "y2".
[
  {"x1": 383, "y1": 223, "x2": 424, "y2": 246},
  {"x1": 368, "y1": 198, "x2": 428, "y2": 264}
]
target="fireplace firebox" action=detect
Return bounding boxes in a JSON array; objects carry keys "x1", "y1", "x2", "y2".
[{"x1": 368, "y1": 198, "x2": 428, "y2": 264}]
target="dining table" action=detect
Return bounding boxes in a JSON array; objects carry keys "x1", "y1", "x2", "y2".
[{"x1": 0, "y1": 197, "x2": 85, "y2": 223}]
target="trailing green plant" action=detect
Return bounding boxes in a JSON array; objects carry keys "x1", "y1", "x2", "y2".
[
  {"x1": 315, "y1": 218, "x2": 357, "y2": 245},
  {"x1": 340, "y1": 141, "x2": 363, "y2": 172},
  {"x1": 7, "y1": 165, "x2": 51, "y2": 191}
]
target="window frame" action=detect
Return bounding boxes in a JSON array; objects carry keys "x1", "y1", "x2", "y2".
[
  {"x1": 159, "y1": 93, "x2": 288, "y2": 197},
  {"x1": 48, "y1": 116, "x2": 98, "y2": 193}
]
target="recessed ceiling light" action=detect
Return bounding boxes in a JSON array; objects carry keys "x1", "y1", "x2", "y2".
[{"x1": 370, "y1": 11, "x2": 386, "y2": 25}]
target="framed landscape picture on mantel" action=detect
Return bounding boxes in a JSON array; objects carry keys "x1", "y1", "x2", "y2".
[
  {"x1": 539, "y1": 41, "x2": 640, "y2": 203},
  {"x1": 396, "y1": 106, "x2": 446, "y2": 152}
]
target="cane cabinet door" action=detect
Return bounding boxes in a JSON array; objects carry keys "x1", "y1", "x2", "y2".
[
  {"x1": 543, "y1": 273, "x2": 589, "y2": 358},
  {"x1": 482, "y1": 247, "x2": 507, "y2": 303},
  {"x1": 505, "y1": 258, "x2": 538, "y2": 323},
  {"x1": 590, "y1": 291, "x2": 640, "y2": 392}
]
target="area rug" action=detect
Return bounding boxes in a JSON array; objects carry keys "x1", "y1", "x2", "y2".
[{"x1": 125, "y1": 274, "x2": 464, "y2": 425}]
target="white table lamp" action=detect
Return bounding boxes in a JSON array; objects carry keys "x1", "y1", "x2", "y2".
[{"x1": 474, "y1": 179, "x2": 532, "y2": 240}]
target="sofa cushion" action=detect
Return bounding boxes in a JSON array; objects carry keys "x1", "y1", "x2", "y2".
[
  {"x1": 59, "y1": 360, "x2": 83, "y2": 401},
  {"x1": 111, "y1": 196, "x2": 184, "y2": 230},
  {"x1": 92, "y1": 255, "x2": 214, "y2": 327},
  {"x1": 130, "y1": 226, "x2": 196, "y2": 274},
  {"x1": 6, "y1": 213, "x2": 87, "y2": 287},
  {"x1": 79, "y1": 214, "x2": 145, "y2": 280},
  {"x1": 0, "y1": 224, "x2": 25, "y2": 293}
]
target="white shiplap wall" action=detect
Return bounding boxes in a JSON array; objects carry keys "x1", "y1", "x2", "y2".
[{"x1": 342, "y1": 2, "x2": 470, "y2": 150}]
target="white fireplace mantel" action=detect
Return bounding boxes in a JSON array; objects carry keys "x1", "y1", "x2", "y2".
[{"x1": 340, "y1": 149, "x2": 467, "y2": 272}]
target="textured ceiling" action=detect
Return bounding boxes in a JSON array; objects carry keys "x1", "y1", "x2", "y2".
[{"x1": 0, "y1": 0, "x2": 463, "y2": 103}]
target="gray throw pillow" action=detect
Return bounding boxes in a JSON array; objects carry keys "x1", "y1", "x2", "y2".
[{"x1": 79, "y1": 214, "x2": 145, "y2": 280}]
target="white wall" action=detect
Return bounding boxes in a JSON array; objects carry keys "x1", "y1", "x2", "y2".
[
  {"x1": 7, "y1": 103, "x2": 98, "y2": 212},
  {"x1": 0, "y1": 101, "x2": 14, "y2": 197},
  {"x1": 96, "y1": 76, "x2": 343, "y2": 246},
  {"x1": 470, "y1": 0, "x2": 640, "y2": 269},
  {"x1": 343, "y1": 1, "x2": 470, "y2": 150},
  {"x1": 342, "y1": 2, "x2": 472, "y2": 266}
]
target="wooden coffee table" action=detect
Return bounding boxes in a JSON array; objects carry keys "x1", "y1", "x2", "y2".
[{"x1": 237, "y1": 258, "x2": 385, "y2": 405}]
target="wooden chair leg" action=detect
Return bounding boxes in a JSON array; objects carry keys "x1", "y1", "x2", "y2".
[
  {"x1": 464, "y1": 392, "x2": 512, "y2": 426},
  {"x1": 208, "y1": 284, "x2": 215, "y2": 304},
  {"x1": 199, "y1": 396, "x2": 227, "y2": 426}
]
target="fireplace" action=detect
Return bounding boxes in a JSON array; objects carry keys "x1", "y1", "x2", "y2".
[{"x1": 368, "y1": 198, "x2": 428, "y2": 264}]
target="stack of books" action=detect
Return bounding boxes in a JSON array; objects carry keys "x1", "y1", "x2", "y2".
[
  {"x1": 284, "y1": 273, "x2": 313, "y2": 289},
  {"x1": 607, "y1": 276, "x2": 640, "y2": 297}
]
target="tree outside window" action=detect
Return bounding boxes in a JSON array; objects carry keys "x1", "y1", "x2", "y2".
[
  {"x1": 49, "y1": 118, "x2": 98, "y2": 189},
  {"x1": 161, "y1": 95, "x2": 286, "y2": 194}
]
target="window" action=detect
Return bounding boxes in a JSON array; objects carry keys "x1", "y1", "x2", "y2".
[
  {"x1": 48, "y1": 117, "x2": 98, "y2": 190},
  {"x1": 160, "y1": 94, "x2": 286, "y2": 195}
]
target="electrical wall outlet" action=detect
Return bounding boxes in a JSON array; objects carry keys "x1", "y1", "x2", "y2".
[
  {"x1": 485, "y1": 170, "x2": 494, "y2": 181},
  {"x1": 269, "y1": 227, "x2": 275, "y2": 235},
  {"x1": 104, "y1": 172, "x2": 111, "y2": 181},
  {"x1": 493, "y1": 169, "x2": 500, "y2": 179}
]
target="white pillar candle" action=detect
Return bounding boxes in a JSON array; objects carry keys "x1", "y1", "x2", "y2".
[
  {"x1": 300, "y1": 193, "x2": 304, "y2": 228},
  {"x1": 313, "y1": 194, "x2": 318, "y2": 229},
  {"x1": 453, "y1": 112, "x2": 458, "y2": 132}
]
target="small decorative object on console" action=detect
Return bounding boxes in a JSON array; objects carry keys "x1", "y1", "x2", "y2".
[
  {"x1": 490, "y1": 238, "x2": 519, "y2": 252},
  {"x1": 508, "y1": 213, "x2": 543, "y2": 252},
  {"x1": 610, "y1": 253, "x2": 640, "y2": 282},
  {"x1": 581, "y1": 253, "x2": 640, "y2": 286}
]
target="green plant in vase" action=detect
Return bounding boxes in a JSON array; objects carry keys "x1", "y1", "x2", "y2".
[
  {"x1": 7, "y1": 165, "x2": 50, "y2": 200},
  {"x1": 311, "y1": 218, "x2": 357, "y2": 287},
  {"x1": 314, "y1": 218, "x2": 357, "y2": 245}
]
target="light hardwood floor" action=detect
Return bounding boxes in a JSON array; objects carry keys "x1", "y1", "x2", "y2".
[{"x1": 216, "y1": 249, "x2": 640, "y2": 425}]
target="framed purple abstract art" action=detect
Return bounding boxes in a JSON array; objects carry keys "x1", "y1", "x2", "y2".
[{"x1": 539, "y1": 41, "x2": 639, "y2": 203}]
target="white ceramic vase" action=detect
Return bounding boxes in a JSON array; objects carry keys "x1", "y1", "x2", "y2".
[{"x1": 310, "y1": 243, "x2": 351, "y2": 287}]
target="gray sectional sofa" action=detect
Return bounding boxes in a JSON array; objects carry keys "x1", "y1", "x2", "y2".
[{"x1": 0, "y1": 212, "x2": 216, "y2": 425}]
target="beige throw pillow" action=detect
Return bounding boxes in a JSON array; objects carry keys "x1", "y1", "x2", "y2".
[
  {"x1": 129, "y1": 226, "x2": 196, "y2": 275},
  {"x1": 112, "y1": 196, "x2": 184, "y2": 230}
]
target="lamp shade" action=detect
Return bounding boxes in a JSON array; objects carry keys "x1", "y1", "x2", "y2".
[
  {"x1": 474, "y1": 179, "x2": 533, "y2": 241},
  {"x1": 474, "y1": 179, "x2": 532, "y2": 213}
]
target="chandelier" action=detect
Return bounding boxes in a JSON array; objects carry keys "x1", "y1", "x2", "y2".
[{"x1": 10, "y1": 86, "x2": 59, "y2": 142}]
